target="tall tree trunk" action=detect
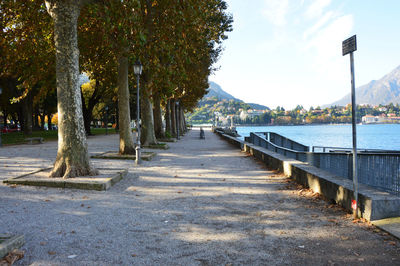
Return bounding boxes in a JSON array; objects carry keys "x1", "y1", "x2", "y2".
[
  {"x1": 180, "y1": 106, "x2": 185, "y2": 134},
  {"x1": 170, "y1": 99, "x2": 176, "y2": 137},
  {"x1": 40, "y1": 112, "x2": 45, "y2": 130},
  {"x1": 165, "y1": 99, "x2": 171, "y2": 136},
  {"x1": 47, "y1": 114, "x2": 53, "y2": 130},
  {"x1": 153, "y1": 92, "x2": 165, "y2": 139},
  {"x1": 182, "y1": 107, "x2": 187, "y2": 132},
  {"x1": 17, "y1": 106, "x2": 24, "y2": 131},
  {"x1": 140, "y1": 91, "x2": 157, "y2": 146},
  {"x1": 33, "y1": 107, "x2": 40, "y2": 130},
  {"x1": 46, "y1": 0, "x2": 97, "y2": 178},
  {"x1": 115, "y1": 101, "x2": 119, "y2": 131},
  {"x1": 81, "y1": 90, "x2": 92, "y2": 135},
  {"x1": 117, "y1": 55, "x2": 135, "y2": 154},
  {"x1": 2, "y1": 110, "x2": 7, "y2": 127},
  {"x1": 22, "y1": 93, "x2": 33, "y2": 135}
]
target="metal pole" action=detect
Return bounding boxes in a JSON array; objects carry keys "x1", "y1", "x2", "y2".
[
  {"x1": 350, "y1": 52, "x2": 358, "y2": 218},
  {"x1": 135, "y1": 75, "x2": 141, "y2": 165}
]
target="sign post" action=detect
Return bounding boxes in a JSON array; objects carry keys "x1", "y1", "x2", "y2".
[{"x1": 342, "y1": 35, "x2": 358, "y2": 219}]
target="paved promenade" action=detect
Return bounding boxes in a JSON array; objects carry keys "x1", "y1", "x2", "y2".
[{"x1": 1, "y1": 128, "x2": 399, "y2": 265}]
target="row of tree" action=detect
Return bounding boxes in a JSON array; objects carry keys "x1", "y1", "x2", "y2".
[{"x1": 0, "y1": 0, "x2": 232, "y2": 178}]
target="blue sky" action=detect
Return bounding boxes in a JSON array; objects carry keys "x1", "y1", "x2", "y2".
[{"x1": 210, "y1": 0, "x2": 400, "y2": 109}]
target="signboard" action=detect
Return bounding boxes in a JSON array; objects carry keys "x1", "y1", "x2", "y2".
[{"x1": 342, "y1": 35, "x2": 357, "y2": 56}]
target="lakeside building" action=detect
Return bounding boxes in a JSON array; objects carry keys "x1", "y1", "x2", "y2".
[{"x1": 362, "y1": 114, "x2": 400, "y2": 124}]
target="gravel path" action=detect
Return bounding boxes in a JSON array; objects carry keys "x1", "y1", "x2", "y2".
[{"x1": 1, "y1": 128, "x2": 399, "y2": 265}]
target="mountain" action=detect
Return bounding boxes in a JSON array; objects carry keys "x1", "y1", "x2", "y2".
[
  {"x1": 330, "y1": 65, "x2": 400, "y2": 106},
  {"x1": 205, "y1": 81, "x2": 239, "y2": 101},
  {"x1": 205, "y1": 81, "x2": 269, "y2": 110},
  {"x1": 247, "y1": 102, "x2": 269, "y2": 110}
]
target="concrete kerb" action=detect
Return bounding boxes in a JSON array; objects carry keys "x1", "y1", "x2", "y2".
[
  {"x1": 371, "y1": 217, "x2": 400, "y2": 240},
  {"x1": 142, "y1": 143, "x2": 169, "y2": 150},
  {"x1": 91, "y1": 151, "x2": 156, "y2": 161},
  {"x1": 0, "y1": 234, "x2": 25, "y2": 258},
  {"x1": 3, "y1": 168, "x2": 128, "y2": 191},
  {"x1": 216, "y1": 131, "x2": 400, "y2": 222}
]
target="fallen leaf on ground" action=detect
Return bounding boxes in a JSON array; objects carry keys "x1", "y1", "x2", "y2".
[
  {"x1": 1, "y1": 249, "x2": 24, "y2": 265},
  {"x1": 340, "y1": 236, "x2": 349, "y2": 240},
  {"x1": 177, "y1": 191, "x2": 183, "y2": 194},
  {"x1": 48, "y1": 251, "x2": 56, "y2": 255}
]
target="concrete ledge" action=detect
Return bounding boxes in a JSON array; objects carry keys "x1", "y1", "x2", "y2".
[
  {"x1": 3, "y1": 168, "x2": 128, "y2": 191},
  {"x1": 216, "y1": 132, "x2": 400, "y2": 221},
  {"x1": 158, "y1": 138, "x2": 177, "y2": 143},
  {"x1": 371, "y1": 217, "x2": 400, "y2": 240},
  {"x1": 91, "y1": 151, "x2": 156, "y2": 161},
  {"x1": 0, "y1": 234, "x2": 25, "y2": 258},
  {"x1": 143, "y1": 143, "x2": 169, "y2": 150},
  {"x1": 215, "y1": 130, "x2": 244, "y2": 150}
]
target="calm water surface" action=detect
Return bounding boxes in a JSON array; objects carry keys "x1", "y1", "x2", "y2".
[{"x1": 236, "y1": 124, "x2": 400, "y2": 150}]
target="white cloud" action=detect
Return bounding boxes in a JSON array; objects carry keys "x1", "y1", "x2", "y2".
[
  {"x1": 303, "y1": 11, "x2": 334, "y2": 40},
  {"x1": 262, "y1": 0, "x2": 289, "y2": 26},
  {"x1": 305, "y1": 0, "x2": 332, "y2": 19},
  {"x1": 306, "y1": 14, "x2": 354, "y2": 64}
]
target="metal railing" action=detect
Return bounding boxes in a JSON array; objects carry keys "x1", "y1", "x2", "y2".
[{"x1": 247, "y1": 132, "x2": 400, "y2": 196}]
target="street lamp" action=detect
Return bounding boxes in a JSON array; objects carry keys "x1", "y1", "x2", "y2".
[
  {"x1": 133, "y1": 60, "x2": 143, "y2": 165},
  {"x1": 175, "y1": 100, "x2": 180, "y2": 140}
]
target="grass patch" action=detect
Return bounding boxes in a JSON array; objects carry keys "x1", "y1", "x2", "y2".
[
  {"x1": 1, "y1": 130, "x2": 58, "y2": 145},
  {"x1": 1, "y1": 127, "x2": 116, "y2": 145},
  {"x1": 90, "y1": 128, "x2": 118, "y2": 136}
]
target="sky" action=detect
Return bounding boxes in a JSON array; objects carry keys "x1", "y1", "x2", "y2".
[{"x1": 210, "y1": 0, "x2": 400, "y2": 110}]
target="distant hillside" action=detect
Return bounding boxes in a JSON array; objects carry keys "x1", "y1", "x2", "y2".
[
  {"x1": 204, "y1": 81, "x2": 269, "y2": 110},
  {"x1": 248, "y1": 102, "x2": 270, "y2": 110},
  {"x1": 205, "y1": 81, "x2": 239, "y2": 101},
  {"x1": 330, "y1": 65, "x2": 400, "y2": 106}
]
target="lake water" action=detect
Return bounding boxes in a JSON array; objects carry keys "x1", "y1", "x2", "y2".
[{"x1": 236, "y1": 124, "x2": 400, "y2": 150}]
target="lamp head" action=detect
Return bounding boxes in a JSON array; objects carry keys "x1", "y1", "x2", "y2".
[{"x1": 133, "y1": 60, "x2": 143, "y2": 75}]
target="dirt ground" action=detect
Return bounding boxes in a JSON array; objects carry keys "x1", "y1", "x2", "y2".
[{"x1": 0, "y1": 128, "x2": 399, "y2": 265}]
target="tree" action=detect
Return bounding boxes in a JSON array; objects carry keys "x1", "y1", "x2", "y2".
[
  {"x1": 45, "y1": 0, "x2": 97, "y2": 178},
  {"x1": 85, "y1": 1, "x2": 139, "y2": 154}
]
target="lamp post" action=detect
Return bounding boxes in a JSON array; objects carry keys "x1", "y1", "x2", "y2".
[
  {"x1": 175, "y1": 100, "x2": 180, "y2": 140},
  {"x1": 133, "y1": 60, "x2": 143, "y2": 165}
]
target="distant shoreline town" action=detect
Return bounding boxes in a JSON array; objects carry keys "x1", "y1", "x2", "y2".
[{"x1": 188, "y1": 97, "x2": 400, "y2": 126}]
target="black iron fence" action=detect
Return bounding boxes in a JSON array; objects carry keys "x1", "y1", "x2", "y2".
[{"x1": 246, "y1": 132, "x2": 400, "y2": 196}]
